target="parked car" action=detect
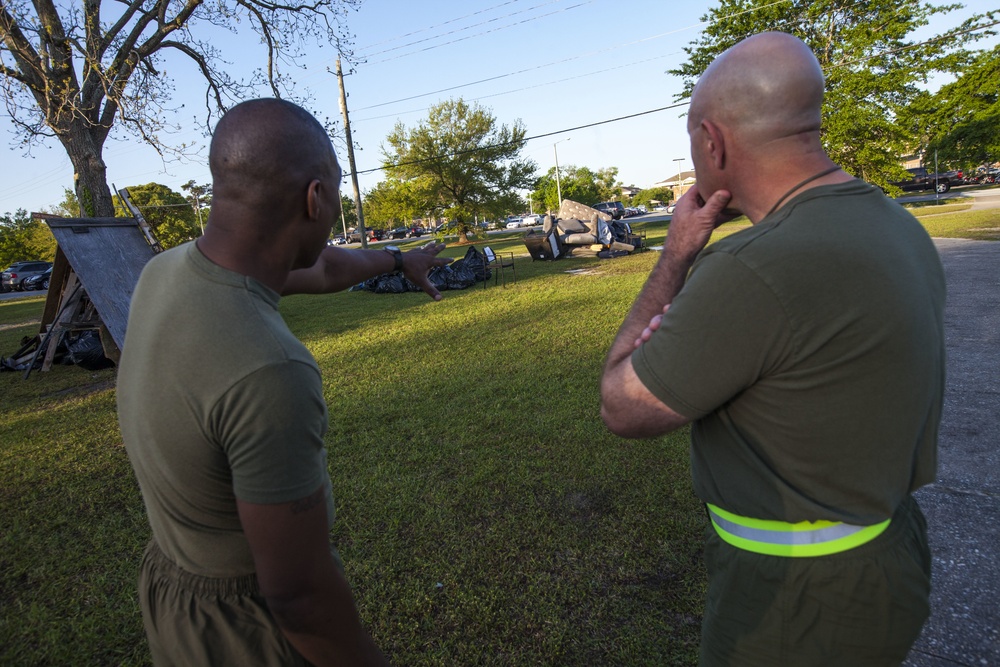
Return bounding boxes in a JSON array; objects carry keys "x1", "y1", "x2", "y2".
[
  {"x1": 406, "y1": 226, "x2": 424, "y2": 238},
  {"x1": 23, "y1": 266, "x2": 53, "y2": 291},
  {"x1": 505, "y1": 217, "x2": 523, "y2": 229},
  {"x1": 388, "y1": 227, "x2": 409, "y2": 240},
  {"x1": 1, "y1": 260, "x2": 52, "y2": 292},
  {"x1": 329, "y1": 235, "x2": 347, "y2": 245},
  {"x1": 593, "y1": 201, "x2": 625, "y2": 219},
  {"x1": 888, "y1": 167, "x2": 955, "y2": 194},
  {"x1": 520, "y1": 214, "x2": 542, "y2": 227}
]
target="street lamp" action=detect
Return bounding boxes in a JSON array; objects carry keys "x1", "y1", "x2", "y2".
[
  {"x1": 554, "y1": 137, "x2": 571, "y2": 208},
  {"x1": 673, "y1": 158, "x2": 685, "y2": 198}
]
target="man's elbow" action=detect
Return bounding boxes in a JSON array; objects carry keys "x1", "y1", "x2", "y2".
[{"x1": 601, "y1": 402, "x2": 635, "y2": 438}]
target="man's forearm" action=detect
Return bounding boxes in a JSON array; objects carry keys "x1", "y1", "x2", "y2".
[
  {"x1": 269, "y1": 566, "x2": 389, "y2": 667},
  {"x1": 604, "y1": 248, "x2": 696, "y2": 369},
  {"x1": 283, "y1": 247, "x2": 394, "y2": 296}
]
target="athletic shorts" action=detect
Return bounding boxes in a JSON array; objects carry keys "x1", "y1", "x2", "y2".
[
  {"x1": 699, "y1": 495, "x2": 931, "y2": 667},
  {"x1": 138, "y1": 539, "x2": 308, "y2": 666}
]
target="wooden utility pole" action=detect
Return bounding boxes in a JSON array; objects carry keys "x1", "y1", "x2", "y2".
[{"x1": 336, "y1": 58, "x2": 368, "y2": 249}]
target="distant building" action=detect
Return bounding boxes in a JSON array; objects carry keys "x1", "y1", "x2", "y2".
[{"x1": 653, "y1": 170, "x2": 697, "y2": 200}]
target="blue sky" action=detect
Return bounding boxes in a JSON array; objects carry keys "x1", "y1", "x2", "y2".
[{"x1": 1, "y1": 0, "x2": 996, "y2": 215}]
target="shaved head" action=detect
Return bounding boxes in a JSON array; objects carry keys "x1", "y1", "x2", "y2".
[
  {"x1": 210, "y1": 98, "x2": 341, "y2": 215},
  {"x1": 689, "y1": 32, "x2": 825, "y2": 147}
]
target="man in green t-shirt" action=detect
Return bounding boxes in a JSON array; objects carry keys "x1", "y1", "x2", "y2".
[
  {"x1": 118, "y1": 99, "x2": 451, "y2": 666},
  {"x1": 601, "y1": 33, "x2": 945, "y2": 666}
]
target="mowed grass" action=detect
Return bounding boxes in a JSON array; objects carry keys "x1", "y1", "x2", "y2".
[
  {"x1": 0, "y1": 207, "x2": 995, "y2": 665},
  {"x1": 0, "y1": 226, "x2": 705, "y2": 666}
]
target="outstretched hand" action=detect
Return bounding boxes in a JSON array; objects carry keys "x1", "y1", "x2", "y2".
[{"x1": 401, "y1": 242, "x2": 453, "y2": 301}]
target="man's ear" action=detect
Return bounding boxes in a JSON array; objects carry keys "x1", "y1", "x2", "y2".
[
  {"x1": 305, "y1": 179, "x2": 322, "y2": 220},
  {"x1": 702, "y1": 120, "x2": 726, "y2": 170}
]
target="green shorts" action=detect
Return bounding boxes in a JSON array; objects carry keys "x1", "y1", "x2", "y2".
[
  {"x1": 138, "y1": 540, "x2": 307, "y2": 666},
  {"x1": 699, "y1": 496, "x2": 931, "y2": 667}
]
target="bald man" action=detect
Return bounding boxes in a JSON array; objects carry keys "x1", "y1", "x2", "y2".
[
  {"x1": 602, "y1": 33, "x2": 944, "y2": 665},
  {"x1": 118, "y1": 98, "x2": 450, "y2": 666}
]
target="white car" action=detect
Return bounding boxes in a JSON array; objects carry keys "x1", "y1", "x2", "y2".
[
  {"x1": 520, "y1": 214, "x2": 541, "y2": 227},
  {"x1": 506, "y1": 218, "x2": 523, "y2": 229}
]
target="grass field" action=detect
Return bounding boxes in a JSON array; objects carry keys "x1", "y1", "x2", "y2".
[{"x1": 1, "y1": 206, "x2": 997, "y2": 665}]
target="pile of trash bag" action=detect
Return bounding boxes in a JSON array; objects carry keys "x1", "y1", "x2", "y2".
[
  {"x1": 350, "y1": 245, "x2": 490, "y2": 294},
  {"x1": 1, "y1": 329, "x2": 114, "y2": 373}
]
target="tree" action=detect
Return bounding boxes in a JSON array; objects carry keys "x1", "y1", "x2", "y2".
[
  {"x1": 0, "y1": 208, "x2": 56, "y2": 267},
  {"x1": 1, "y1": 0, "x2": 360, "y2": 218},
  {"x1": 382, "y1": 98, "x2": 536, "y2": 243},
  {"x1": 669, "y1": 1, "x2": 995, "y2": 189},
  {"x1": 41, "y1": 188, "x2": 81, "y2": 218},
  {"x1": 115, "y1": 183, "x2": 199, "y2": 249},
  {"x1": 631, "y1": 187, "x2": 675, "y2": 210},
  {"x1": 530, "y1": 165, "x2": 623, "y2": 213},
  {"x1": 181, "y1": 180, "x2": 212, "y2": 234},
  {"x1": 340, "y1": 194, "x2": 358, "y2": 231},
  {"x1": 363, "y1": 179, "x2": 421, "y2": 229},
  {"x1": 905, "y1": 44, "x2": 1000, "y2": 171}
]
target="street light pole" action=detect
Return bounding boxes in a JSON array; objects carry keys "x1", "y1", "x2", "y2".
[
  {"x1": 673, "y1": 158, "x2": 685, "y2": 198},
  {"x1": 554, "y1": 138, "x2": 571, "y2": 210}
]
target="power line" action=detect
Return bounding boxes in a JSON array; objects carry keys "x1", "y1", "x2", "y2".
[
  {"x1": 353, "y1": 53, "x2": 678, "y2": 124},
  {"x1": 354, "y1": 0, "x2": 574, "y2": 61},
  {"x1": 348, "y1": 101, "x2": 688, "y2": 178},
  {"x1": 361, "y1": 1, "x2": 593, "y2": 66}
]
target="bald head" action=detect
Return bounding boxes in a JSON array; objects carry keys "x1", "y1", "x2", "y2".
[
  {"x1": 210, "y1": 98, "x2": 341, "y2": 213},
  {"x1": 689, "y1": 32, "x2": 824, "y2": 147}
]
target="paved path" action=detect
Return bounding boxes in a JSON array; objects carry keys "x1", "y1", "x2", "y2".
[{"x1": 906, "y1": 238, "x2": 1000, "y2": 667}]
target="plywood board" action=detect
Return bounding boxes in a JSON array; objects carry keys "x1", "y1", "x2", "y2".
[{"x1": 45, "y1": 218, "x2": 157, "y2": 349}]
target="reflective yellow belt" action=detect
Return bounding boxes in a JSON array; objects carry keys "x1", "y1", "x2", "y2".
[{"x1": 706, "y1": 503, "x2": 891, "y2": 558}]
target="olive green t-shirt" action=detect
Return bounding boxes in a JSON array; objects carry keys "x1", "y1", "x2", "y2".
[
  {"x1": 633, "y1": 181, "x2": 945, "y2": 525},
  {"x1": 118, "y1": 242, "x2": 333, "y2": 577}
]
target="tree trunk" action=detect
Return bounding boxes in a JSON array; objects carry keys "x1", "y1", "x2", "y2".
[{"x1": 62, "y1": 128, "x2": 115, "y2": 217}]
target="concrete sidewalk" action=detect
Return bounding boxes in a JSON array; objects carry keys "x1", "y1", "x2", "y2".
[{"x1": 906, "y1": 238, "x2": 1000, "y2": 667}]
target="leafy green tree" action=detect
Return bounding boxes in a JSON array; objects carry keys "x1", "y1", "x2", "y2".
[
  {"x1": 905, "y1": 44, "x2": 1000, "y2": 172},
  {"x1": 41, "y1": 188, "x2": 81, "y2": 218},
  {"x1": 181, "y1": 181, "x2": 212, "y2": 234},
  {"x1": 669, "y1": 0, "x2": 994, "y2": 189},
  {"x1": 363, "y1": 179, "x2": 422, "y2": 229},
  {"x1": 341, "y1": 194, "x2": 358, "y2": 231},
  {"x1": 1, "y1": 0, "x2": 359, "y2": 218},
  {"x1": 530, "y1": 165, "x2": 623, "y2": 212},
  {"x1": 116, "y1": 183, "x2": 199, "y2": 249},
  {"x1": 382, "y1": 98, "x2": 536, "y2": 243},
  {"x1": 0, "y1": 208, "x2": 55, "y2": 267},
  {"x1": 632, "y1": 187, "x2": 674, "y2": 210}
]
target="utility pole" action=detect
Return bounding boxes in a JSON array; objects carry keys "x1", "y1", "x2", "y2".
[{"x1": 336, "y1": 58, "x2": 368, "y2": 248}]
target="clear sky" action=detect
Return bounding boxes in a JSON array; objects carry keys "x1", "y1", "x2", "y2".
[{"x1": 1, "y1": 0, "x2": 996, "y2": 215}]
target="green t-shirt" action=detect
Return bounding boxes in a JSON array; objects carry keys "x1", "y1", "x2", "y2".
[
  {"x1": 633, "y1": 181, "x2": 945, "y2": 525},
  {"x1": 118, "y1": 243, "x2": 333, "y2": 577}
]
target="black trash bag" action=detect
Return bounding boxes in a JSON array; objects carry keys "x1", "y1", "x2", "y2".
[
  {"x1": 427, "y1": 265, "x2": 451, "y2": 290},
  {"x1": 63, "y1": 330, "x2": 115, "y2": 370},
  {"x1": 372, "y1": 273, "x2": 407, "y2": 294},
  {"x1": 446, "y1": 260, "x2": 478, "y2": 290},
  {"x1": 447, "y1": 246, "x2": 488, "y2": 288}
]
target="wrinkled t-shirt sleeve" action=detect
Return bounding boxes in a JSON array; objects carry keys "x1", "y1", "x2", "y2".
[
  {"x1": 631, "y1": 251, "x2": 791, "y2": 419},
  {"x1": 213, "y1": 361, "x2": 330, "y2": 505}
]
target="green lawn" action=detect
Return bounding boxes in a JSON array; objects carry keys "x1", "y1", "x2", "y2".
[{"x1": 0, "y1": 209, "x2": 995, "y2": 665}]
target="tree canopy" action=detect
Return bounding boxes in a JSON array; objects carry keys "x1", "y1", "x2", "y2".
[
  {"x1": 669, "y1": 0, "x2": 996, "y2": 189},
  {"x1": 115, "y1": 183, "x2": 199, "y2": 250},
  {"x1": 363, "y1": 179, "x2": 422, "y2": 230},
  {"x1": 382, "y1": 98, "x2": 536, "y2": 243},
  {"x1": 1, "y1": 0, "x2": 359, "y2": 217},
  {"x1": 1, "y1": 208, "x2": 56, "y2": 268},
  {"x1": 530, "y1": 165, "x2": 622, "y2": 213},
  {"x1": 905, "y1": 44, "x2": 1000, "y2": 171}
]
